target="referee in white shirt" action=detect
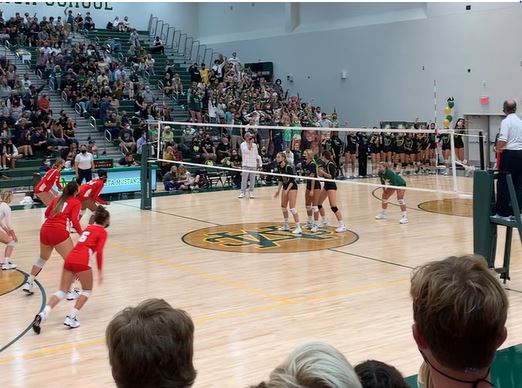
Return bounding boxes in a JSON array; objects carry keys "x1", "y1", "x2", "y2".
[
  {"x1": 496, "y1": 99, "x2": 522, "y2": 217},
  {"x1": 238, "y1": 132, "x2": 260, "y2": 199},
  {"x1": 75, "y1": 144, "x2": 95, "y2": 184}
]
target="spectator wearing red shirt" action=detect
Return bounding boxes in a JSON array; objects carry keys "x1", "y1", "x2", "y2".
[
  {"x1": 23, "y1": 181, "x2": 83, "y2": 295},
  {"x1": 32, "y1": 206, "x2": 109, "y2": 333}
]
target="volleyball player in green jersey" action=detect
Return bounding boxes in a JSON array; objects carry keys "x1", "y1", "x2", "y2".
[
  {"x1": 375, "y1": 162, "x2": 408, "y2": 224},
  {"x1": 274, "y1": 152, "x2": 302, "y2": 235},
  {"x1": 343, "y1": 132, "x2": 358, "y2": 177},
  {"x1": 382, "y1": 133, "x2": 393, "y2": 164},
  {"x1": 369, "y1": 131, "x2": 381, "y2": 175},
  {"x1": 393, "y1": 133, "x2": 406, "y2": 173},
  {"x1": 315, "y1": 150, "x2": 347, "y2": 233},
  {"x1": 404, "y1": 134, "x2": 414, "y2": 173},
  {"x1": 302, "y1": 149, "x2": 322, "y2": 230}
]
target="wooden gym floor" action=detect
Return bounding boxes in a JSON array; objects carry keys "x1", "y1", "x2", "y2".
[{"x1": 0, "y1": 175, "x2": 521, "y2": 387}]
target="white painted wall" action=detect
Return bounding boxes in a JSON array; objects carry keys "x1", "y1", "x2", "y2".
[
  {"x1": 0, "y1": 2, "x2": 198, "y2": 36},
  {"x1": 197, "y1": 3, "x2": 522, "y2": 126}
]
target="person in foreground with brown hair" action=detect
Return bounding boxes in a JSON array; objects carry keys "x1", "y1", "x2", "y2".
[
  {"x1": 410, "y1": 255, "x2": 508, "y2": 388},
  {"x1": 106, "y1": 298, "x2": 196, "y2": 388}
]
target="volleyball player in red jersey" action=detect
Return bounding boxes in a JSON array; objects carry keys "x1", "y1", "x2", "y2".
[
  {"x1": 32, "y1": 206, "x2": 109, "y2": 332},
  {"x1": 78, "y1": 170, "x2": 108, "y2": 224},
  {"x1": 22, "y1": 181, "x2": 83, "y2": 295},
  {"x1": 34, "y1": 158, "x2": 65, "y2": 206}
]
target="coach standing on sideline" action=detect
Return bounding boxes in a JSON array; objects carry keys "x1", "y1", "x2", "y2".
[
  {"x1": 496, "y1": 99, "x2": 522, "y2": 217},
  {"x1": 238, "y1": 132, "x2": 260, "y2": 199}
]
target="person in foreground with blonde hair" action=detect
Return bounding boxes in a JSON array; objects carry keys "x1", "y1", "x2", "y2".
[
  {"x1": 411, "y1": 255, "x2": 508, "y2": 388},
  {"x1": 251, "y1": 341, "x2": 362, "y2": 388},
  {"x1": 0, "y1": 191, "x2": 17, "y2": 270}
]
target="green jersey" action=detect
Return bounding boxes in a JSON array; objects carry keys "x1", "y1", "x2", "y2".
[{"x1": 379, "y1": 168, "x2": 406, "y2": 187}]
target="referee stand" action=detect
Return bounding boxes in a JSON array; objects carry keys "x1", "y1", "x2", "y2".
[{"x1": 473, "y1": 170, "x2": 522, "y2": 282}]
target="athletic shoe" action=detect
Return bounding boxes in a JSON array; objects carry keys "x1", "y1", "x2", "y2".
[
  {"x1": 310, "y1": 225, "x2": 319, "y2": 233},
  {"x1": 375, "y1": 212, "x2": 387, "y2": 220},
  {"x1": 335, "y1": 225, "x2": 347, "y2": 233},
  {"x1": 64, "y1": 315, "x2": 80, "y2": 329},
  {"x1": 292, "y1": 226, "x2": 302, "y2": 235},
  {"x1": 1, "y1": 262, "x2": 17, "y2": 270},
  {"x1": 305, "y1": 220, "x2": 313, "y2": 229},
  {"x1": 249, "y1": 192, "x2": 255, "y2": 199},
  {"x1": 238, "y1": 192, "x2": 245, "y2": 199},
  {"x1": 66, "y1": 289, "x2": 80, "y2": 301},
  {"x1": 278, "y1": 224, "x2": 290, "y2": 231},
  {"x1": 399, "y1": 215, "x2": 409, "y2": 224},
  {"x1": 320, "y1": 219, "x2": 328, "y2": 227},
  {"x1": 32, "y1": 313, "x2": 43, "y2": 334},
  {"x1": 22, "y1": 282, "x2": 34, "y2": 295}
]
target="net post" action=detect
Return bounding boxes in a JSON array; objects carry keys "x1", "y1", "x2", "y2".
[
  {"x1": 140, "y1": 143, "x2": 152, "y2": 210},
  {"x1": 449, "y1": 129, "x2": 458, "y2": 192},
  {"x1": 478, "y1": 131, "x2": 485, "y2": 170}
]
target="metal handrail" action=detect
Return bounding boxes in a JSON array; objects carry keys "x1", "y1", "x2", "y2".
[
  {"x1": 197, "y1": 43, "x2": 205, "y2": 64},
  {"x1": 204, "y1": 48, "x2": 213, "y2": 66},
  {"x1": 173, "y1": 30, "x2": 181, "y2": 52},
  {"x1": 159, "y1": 22, "x2": 167, "y2": 42},
  {"x1": 61, "y1": 90, "x2": 67, "y2": 109},
  {"x1": 48, "y1": 78, "x2": 56, "y2": 91},
  {"x1": 74, "y1": 102, "x2": 81, "y2": 117},
  {"x1": 157, "y1": 80, "x2": 164, "y2": 97},
  {"x1": 185, "y1": 36, "x2": 193, "y2": 58},
  {"x1": 89, "y1": 115, "x2": 96, "y2": 130},
  {"x1": 179, "y1": 34, "x2": 187, "y2": 57},
  {"x1": 36, "y1": 68, "x2": 43, "y2": 79},
  {"x1": 166, "y1": 27, "x2": 174, "y2": 50}
]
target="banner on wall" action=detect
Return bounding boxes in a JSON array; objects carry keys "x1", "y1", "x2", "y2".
[{"x1": 1, "y1": 2, "x2": 113, "y2": 11}]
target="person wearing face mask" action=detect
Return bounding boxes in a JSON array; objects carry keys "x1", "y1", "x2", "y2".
[
  {"x1": 75, "y1": 144, "x2": 94, "y2": 184},
  {"x1": 200, "y1": 133, "x2": 216, "y2": 162}
]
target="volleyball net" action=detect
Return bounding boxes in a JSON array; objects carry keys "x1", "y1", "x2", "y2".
[{"x1": 140, "y1": 120, "x2": 488, "y2": 207}]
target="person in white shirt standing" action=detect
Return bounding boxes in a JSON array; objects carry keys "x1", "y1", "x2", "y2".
[
  {"x1": 496, "y1": 99, "x2": 522, "y2": 217},
  {"x1": 75, "y1": 144, "x2": 95, "y2": 184},
  {"x1": 0, "y1": 191, "x2": 18, "y2": 270},
  {"x1": 239, "y1": 132, "x2": 260, "y2": 199}
]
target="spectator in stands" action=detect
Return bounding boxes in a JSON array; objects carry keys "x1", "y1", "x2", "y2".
[
  {"x1": 200, "y1": 132, "x2": 216, "y2": 162},
  {"x1": 252, "y1": 342, "x2": 362, "y2": 388},
  {"x1": 36, "y1": 93, "x2": 50, "y2": 113},
  {"x1": 411, "y1": 255, "x2": 508, "y2": 388},
  {"x1": 75, "y1": 143, "x2": 94, "y2": 183},
  {"x1": 189, "y1": 63, "x2": 200, "y2": 83},
  {"x1": 199, "y1": 63, "x2": 209, "y2": 85},
  {"x1": 150, "y1": 36, "x2": 164, "y2": 55},
  {"x1": 141, "y1": 85, "x2": 155, "y2": 105},
  {"x1": 136, "y1": 131, "x2": 147, "y2": 154},
  {"x1": 119, "y1": 152, "x2": 137, "y2": 167},
  {"x1": 118, "y1": 123, "x2": 136, "y2": 154},
  {"x1": 1, "y1": 138, "x2": 19, "y2": 169},
  {"x1": 216, "y1": 137, "x2": 231, "y2": 163},
  {"x1": 129, "y1": 30, "x2": 140, "y2": 48},
  {"x1": 106, "y1": 298, "x2": 196, "y2": 388},
  {"x1": 30, "y1": 127, "x2": 48, "y2": 154},
  {"x1": 190, "y1": 136, "x2": 204, "y2": 163},
  {"x1": 17, "y1": 130, "x2": 33, "y2": 158},
  {"x1": 355, "y1": 360, "x2": 409, "y2": 388},
  {"x1": 84, "y1": 12, "x2": 95, "y2": 30},
  {"x1": 188, "y1": 84, "x2": 202, "y2": 123}
]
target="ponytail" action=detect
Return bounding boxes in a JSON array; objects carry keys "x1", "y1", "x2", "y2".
[
  {"x1": 52, "y1": 157, "x2": 64, "y2": 169},
  {"x1": 51, "y1": 181, "x2": 78, "y2": 217}
]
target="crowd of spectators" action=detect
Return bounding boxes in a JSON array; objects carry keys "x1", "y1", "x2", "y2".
[{"x1": 106, "y1": 255, "x2": 507, "y2": 388}]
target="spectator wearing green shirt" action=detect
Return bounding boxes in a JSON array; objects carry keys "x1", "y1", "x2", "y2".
[{"x1": 375, "y1": 162, "x2": 408, "y2": 224}]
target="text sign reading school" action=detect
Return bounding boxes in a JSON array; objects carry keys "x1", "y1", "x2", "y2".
[{"x1": 2, "y1": 2, "x2": 113, "y2": 10}]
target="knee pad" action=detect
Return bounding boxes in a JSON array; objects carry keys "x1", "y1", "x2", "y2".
[
  {"x1": 398, "y1": 199, "x2": 406, "y2": 205},
  {"x1": 289, "y1": 208, "x2": 298, "y2": 215},
  {"x1": 7, "y1": 240, "x2": 15, "y2": 247},
  {"x1": 317, "y1": 205, "x2": 323, "y2": 210},
  {"x1": 331, "y1": 206, "x2": 339, "y2": 214},
  {"x1": 312, "y1": 206, "x2": 319, "y2": 213},
  {"x1": 306, "y1": 206, "x2": 313, "y2": 212},
  {"x1": 34, "y1": 257, "x2": 46, "y2": 268},
  {"x1": 281, "y1": 207, "x2": 288, "y2": 212},
  {"x1": 53, "y1": 290, "x2": 66, "y2": 300},
  {"x1": 80, "y1": 290, "x2": 92, "y2": 298}
]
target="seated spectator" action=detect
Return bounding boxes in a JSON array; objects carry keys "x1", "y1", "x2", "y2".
[
  {"x1": 36, "y1": 93, "x2": 50, "y2": 113},
  {"x1": 106, "y1": 299, "x2": 196, "y2": 388},
  {"x1": 30, "y1": 127, "x2": 48, "y2": 154},
  {"x1": 141, "y1": 85, "x2": 155, "y2": 105},
  {"x1": 118, "y1": 123, "x2": 136, "y2": 154},
  {"x1": 190, "y1": 137, "x2": 204, "y2": 163},
  {"x1": 199, "y1": 63, "x2": 209, "y2": 85},
  {"x1": 150, "y1": 36, "x2": 164, "y2": 55},
  {"x1": 216, "y1": 137, "x2": 231, "y2": 163},
  {"x1": 161, "y1": 125, "x2": 174, "y2": 147},
  {"x1": 0, "y1": 138, "x2": 19, "y2": 169},
  {"x1": 411, "y1": 255, "x2": 508, "y2": 388},
  {"x1": 162, "y1": 165, "x2": 189, "y2": 191},
  {"x1": 355, "y1": 360, "x2": 409, "y2": 388},
  {"x1": 200, "y1": 132, "x2": 216, "y2": 162},
  {"x1": 17, "y1": 130, "x2": 33, "y2": 158},
  {"x1": 63, "y1": 142, "x2": 78, "y2": 166},
  {"x1": 252, "y1": 342, "x2": 362, "y2": 388},
  {"x1": 119, "y1": 152, "x2": 137, "y2": 167},
  {"x1": 136, "y1": 131, "x2": 147, "y2": 154},
  {"x1": 83, "y1": 12, "x2": 95, "y2": 30}
]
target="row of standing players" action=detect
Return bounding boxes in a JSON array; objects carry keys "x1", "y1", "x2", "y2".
[
  {"x1": 1, "y1": 158, "x2": 111, "y2": 333},
  {"x1": 272, "y1": 149, "x2": 409, "y2": 236}
]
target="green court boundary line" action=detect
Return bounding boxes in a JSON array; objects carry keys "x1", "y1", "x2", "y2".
[{"x1": 0, "y1": 271, "x2": 46, "y2": 353}]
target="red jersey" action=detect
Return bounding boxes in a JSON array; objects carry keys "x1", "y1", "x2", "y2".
[
  {"x1": 43, "y1": 197, "x2": 83, "y2": 234},
  {"x1": 35, "y1": 168, "x2": 62, "y2": 193},
  {"x1": 65, "y1": 224, "x2": 108, "y2": 271},
  {"x1": 78, "y1": 179, "x2": 106, "y2": 204}
]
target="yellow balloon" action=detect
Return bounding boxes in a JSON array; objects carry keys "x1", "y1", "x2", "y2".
[
  {"x1": 443, "y1": 119, "x2": 450, "y2": 128},
  {"x1": 444, "y1": 106, "x2": 451, "y2": 115}
]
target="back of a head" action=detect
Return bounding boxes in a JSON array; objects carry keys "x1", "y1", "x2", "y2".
[
  {"x1": 410, "y1": 255, "x2": 508, "y2": 371},
  {"x1": 354, "y1": 360, "x2": 408, "y2": 388},
  {"x1": 106, "y1": 298, "x2": 196, "y2": 388},
  {"x1": 267, "y1": 342, "x2": 362, "y2": 388}
]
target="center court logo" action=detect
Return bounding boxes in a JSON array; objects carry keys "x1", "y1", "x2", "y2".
[{"x1": 182, "y1": 222, "x2": 358, "y2": 253}]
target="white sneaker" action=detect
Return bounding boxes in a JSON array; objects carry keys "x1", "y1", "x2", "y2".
[
  {"x1": 22, "y1": 282, "x2": 34, "y2": 295},
  {"x1": 310, "y1": 225, "x2": 319, "y2": 233},
  {"x1": 238, "y1": 192, "x2": 245, "y2": 199},
  {"x1": 64, "y1": 315, "x2": 80, "y2": 329},
  {"x1": 249, "y1": 192, "x2": 255, "y2": 199},
  {"x1": 320, "y1": 219, "x2": 328, "y2": 227},
  {"x1": 335, "y1": 225, "x2": 347, "y2": 233},
  {"x1": 292, "y1": 226, "x2": 302, "y2": 235},
  {"x1": 305, "y1": 220, "x2": 313, "y2": 229},
  {"x1": 375, "y1": 212, "x2": 387, "y2": 220},
  {"x1": 66, "y1": 289, "x2": 80, "y2": 301},
  {"x1": 399, "y1": 215, "x2": 409, "y2": 224},
  {"x1": 278, "y1": 224, "x2": 289, "y2": 231},
  {"x1": 1, "y1": 262, "x2": 17, "y2": 270}
]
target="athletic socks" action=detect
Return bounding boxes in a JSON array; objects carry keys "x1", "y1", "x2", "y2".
[
  {"x1": 69, "y1": 308, "x2": 80, "y2": 319},
  {"x1": 27, "y1": 275, "x2": 35, "y2": 284}
]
